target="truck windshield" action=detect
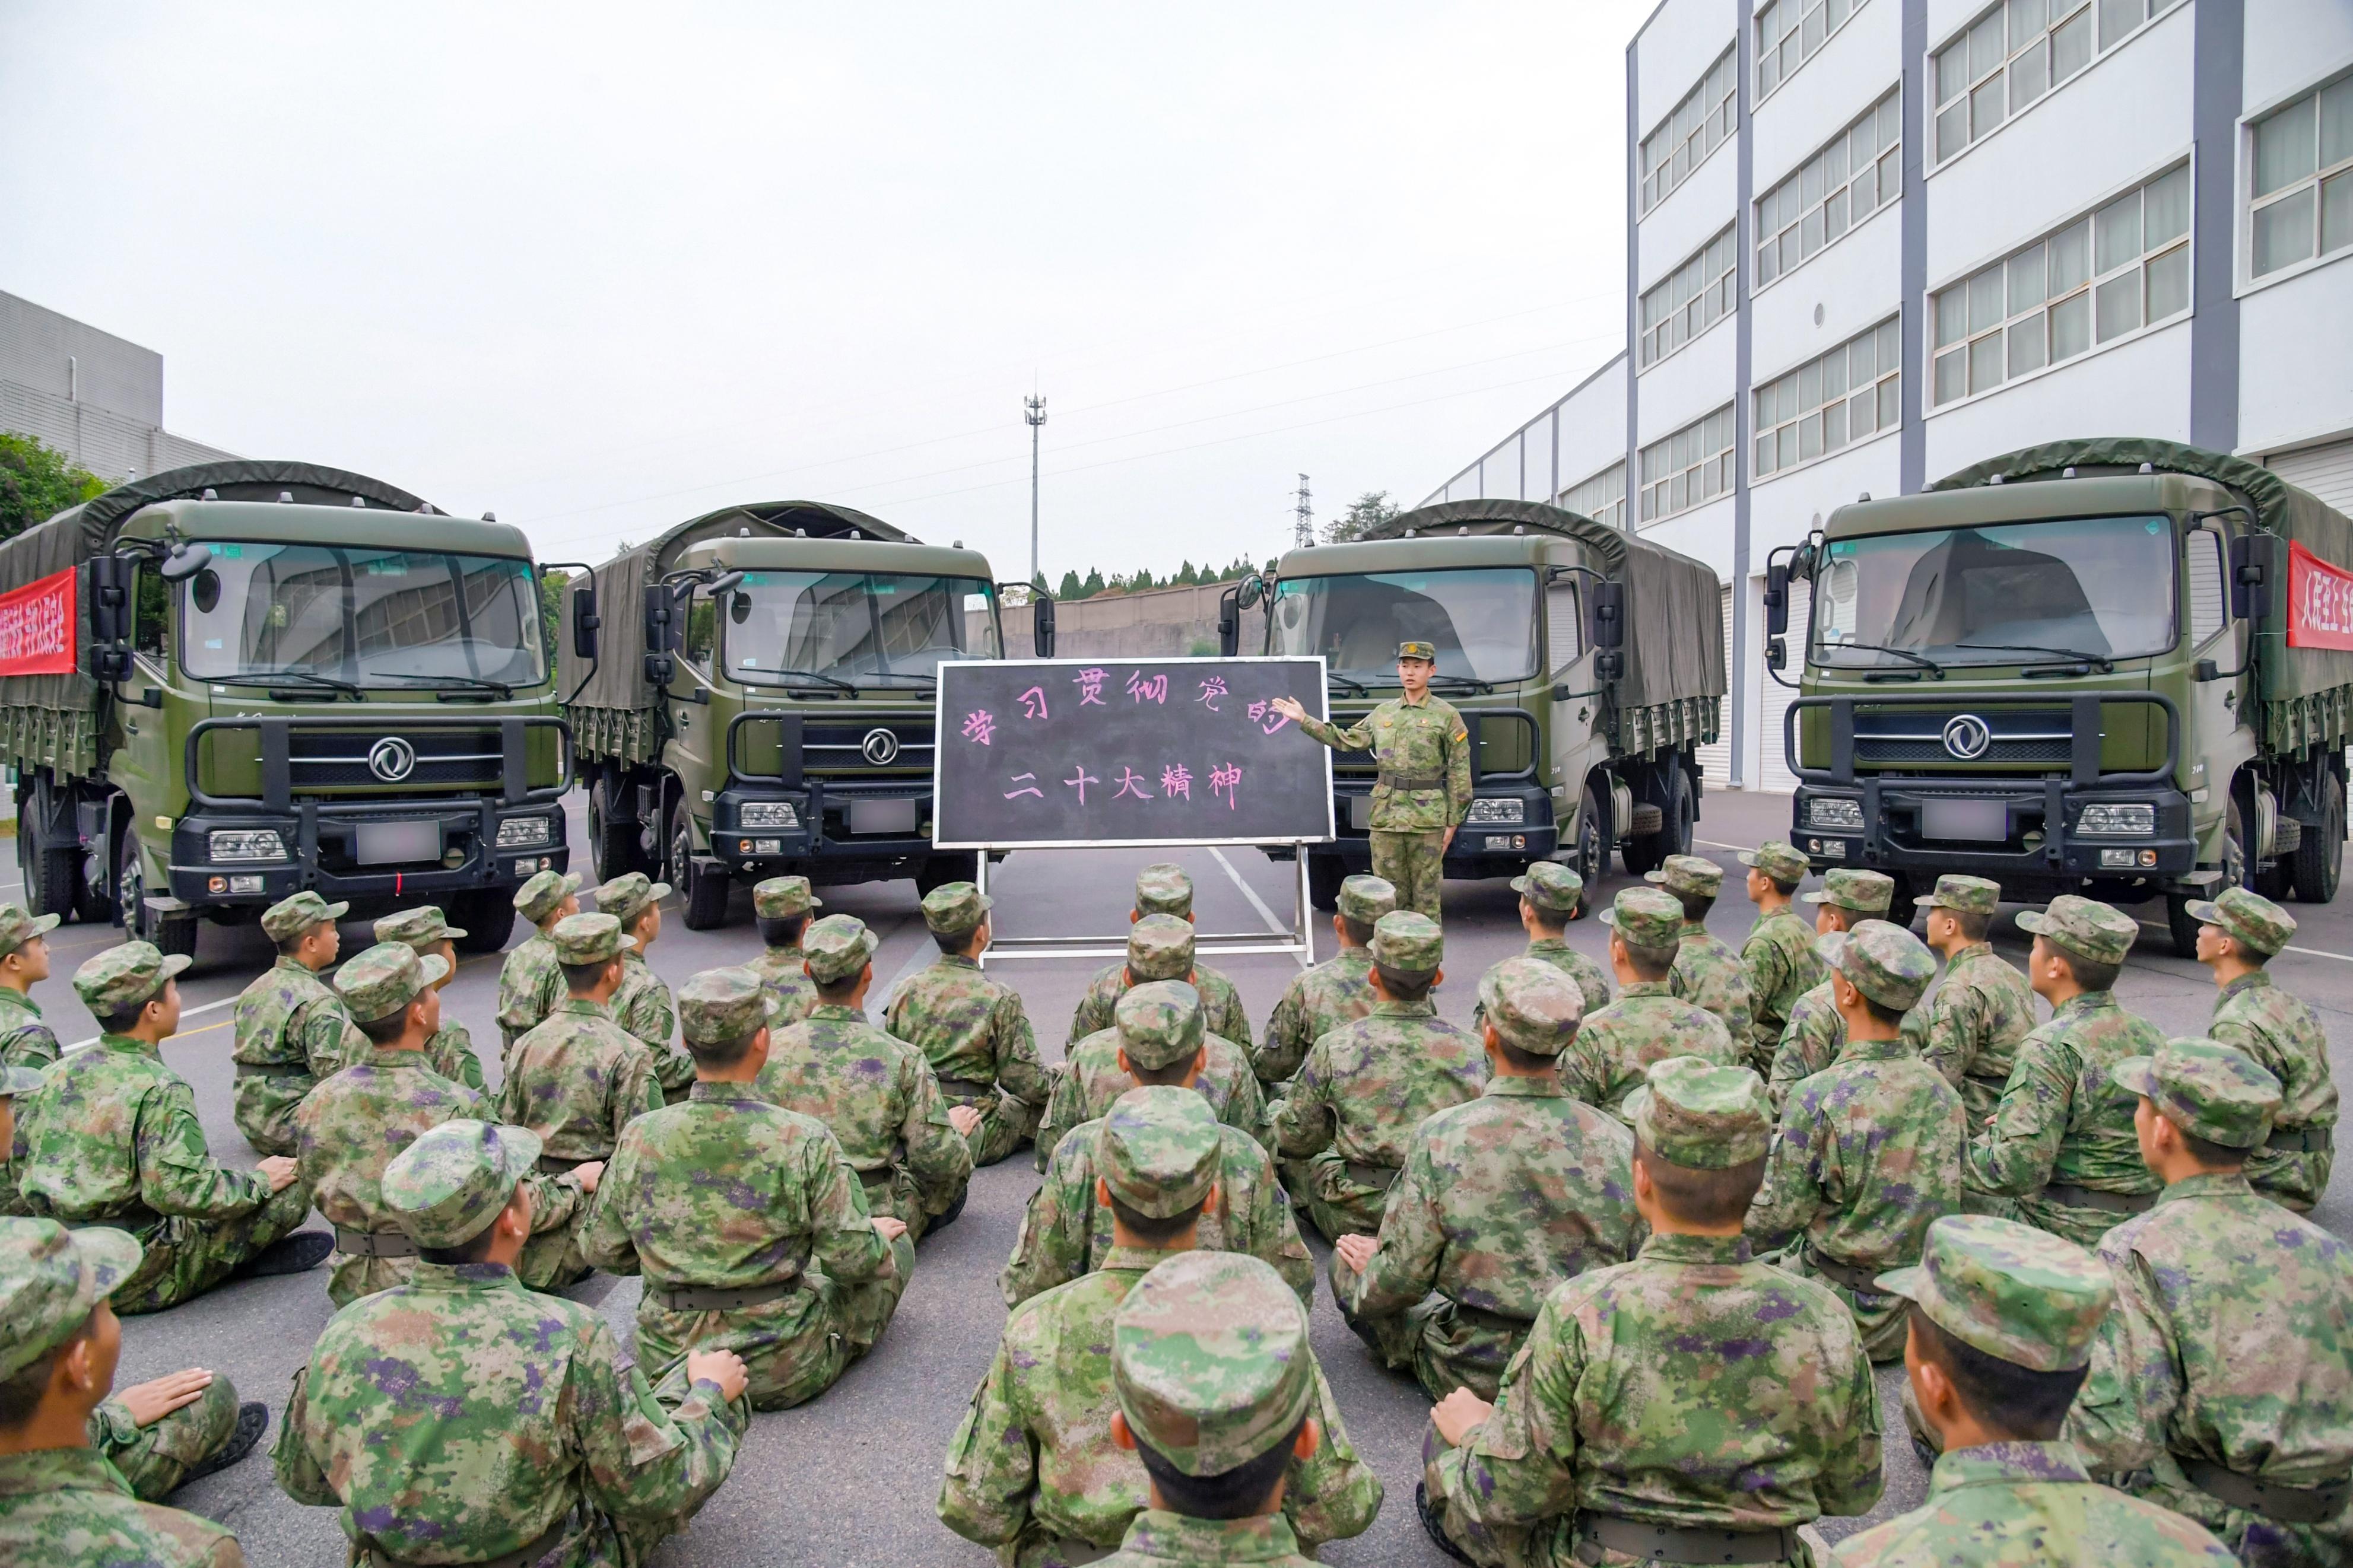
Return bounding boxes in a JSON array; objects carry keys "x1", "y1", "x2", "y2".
[
  {"x1": 719, "y1": 573, "x2": 1001, "y2": 685},
  {"x1": 1268, "y1": 568, "x2": 1537, "y2": 684},
  {"x1": 180, "y1": 543, "x2": 548, "y2": 686},
  {"x1": 1812, "y1": 515, "x2": 2177, "y2": 670}
]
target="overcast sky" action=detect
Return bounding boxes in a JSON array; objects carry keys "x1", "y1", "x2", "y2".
[{"x1": 1, "y1": 3, "x2": 1643, "y2": 581}]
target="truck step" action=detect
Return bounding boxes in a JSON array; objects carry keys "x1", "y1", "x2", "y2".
[{"x1": 1627, "y1": 803, "x2": 1665, "y2": 837}]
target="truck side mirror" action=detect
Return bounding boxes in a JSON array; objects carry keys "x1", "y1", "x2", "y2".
[
  {"x1": 1764, "y1": 563, "x2": 1790, "y2": 637},
  {"x1": 643, "y1": 652, "x2": 675, "y2": 688},
  {"x1": 2230, "y1": 533, "x2": 2281, "y2": 622},
  {"x1": 642, "y1": 583, "x2": 675, "y2": 653},
  {"x1": 158, "y1": 542, "x2": 212, "y2": 583},
  {"x1": 1217, "y1": 583, "x2": 1243, "y2": 657},
  {"x1": 1596, "y1": 650, "x2": 1624, "y2": 682},
  {"x1": 1235, "y1": 574, "x2": 1265, "y2": 610},
  {"x1": 1591, "y1": 580, "x2": 1625, "y2": 650},
  {"x1": 1032, "y1": 591, "x2": 1056, "y2": 659},
  {"x1": 1767, "y1": 637, "x2": 1786, "y2": 671},
  {"x1": 571, "y1": 580, "x2": 600, "y2": 660}
]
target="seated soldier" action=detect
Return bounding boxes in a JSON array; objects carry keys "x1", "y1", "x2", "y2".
[
  {"x1": 369, "y1": 907, "x2": 485, "y2": 1090},
  {"x1": 1069, "y1": 864, "x2": 1254, "y2": 1049},
  {"x1": 496, "y1": 869, "x2": 581, "y2": 1060},
  {"x1": 1557, "y1": 888, "x2": 1740, "y2": 1118},
  {"x1": 228, "y1": 890, "x2": 353, "y2": 1156},
  {"x1": 2192, "y1": 886, "x2": 2338, "y2": 1212},
  {"x1": 1254, "y1": 874, "x2": 1395, "y2": 1091},
  {"x1": 1766, "y1": 869, "x2": 1901, "y2": 1111},
  {"x1": 943, "y1": 1093, "x2": 1379, "y2": 1568},
  {"x1": 887, "y1": 882, "x2": 1056, "y2": 1166},
  {"x1": 595, "y1": 872, "x2": 694, "y2": 1103},
  {"x1": 1648, "y1": 854, "x2": 1754, "y2": 1042},
  {"x1": 0, "y1": 903, "x2": 61, "y2": 1214},
  {"x1": 1911, "y1": 875, "x2": 2036, "y2": 1128},
  {"x1": 1738, "y1": 842, "x2": 1822, "y2": 1073},
  {"x1": 1333, "y1": 958, "x2": 1638, "y2": 1401},
  {"x1": 1506, "y1": 861, "x2": 1611, "y2": 1013},
  {"x1": 745, "y1": 876, "x2": 821, "y2": 1023},
  {"x1": 584, "y1": 966, "x2": 910, "y2": 1409},
  {"x1": 274, "y1": 1120, "x2": 750, "y2": 1567}
]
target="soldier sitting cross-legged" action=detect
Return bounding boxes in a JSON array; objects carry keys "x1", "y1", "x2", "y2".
[
  {"x1": 496, "y1": 869, "x2": 581, "y2": 1061},
  {"x1": 1557, "y1": 888, "x2": 1741, "y2": 1118},
  {"x1": 746, "y1": 876, "x2": 823, "y2": 1025},
  {"x1": 1648, "y1": 854, "x2": 1754, "y2": 1044},
  {"x1": 887, "y1": 880, "x2": 1058, "y2": 1167}
]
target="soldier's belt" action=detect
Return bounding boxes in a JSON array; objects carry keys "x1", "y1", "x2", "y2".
[
  {"x1": 233, "y1": 1061, "x2": 312, "y2": 1079},
  {"x1": 372, "y1": 1518, "x2": 569, "y2": 1568},
  {"x1": 2037, "y1": 1182, "x2": 2155, "y2": 1215},
  {"x1": 1574, "y1": 1512, "x2": 1797, "y2": 1564},
  {"x1": 2266, "y1": 1124, "x2": 2335, "y2": 1153},
  {"x1": 334, "y1": 1226, "x2": 418, "y2": 1259},
  {"x1": 1805, "y1": 1245, "x2": 1895, "y2": 1296},
  {"x1": 935, "y1": 1075, "x2": 999, "y2": 1100},
  {"x1": 1376, "y1": 770, "x2": 1445, "y2": 791},
  {"x1": 1341, "y1": 1160, "x2": 1401, "y2": 1191},
  {"x1": 1038, "y1": 1539, "x2": 1117, "y2": 1566},
  {"x1": 535, "y1": 1154, "x2": 600, "y2": 1175},
  {"x1": 647, "y1": 1277, "x2": 800, "y2": 1312},
  {"x1": 2179, "y1": 1456, "x2": 2353, "y2": 1524},
  {"x1": 1449, "y1": 1300, "x2": 1533, "y2": 1335}
]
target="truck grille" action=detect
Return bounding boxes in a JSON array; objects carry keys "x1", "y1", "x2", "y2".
[
  {"x1": 805, "y1": 720, "x2": 935, "y2": 775},
  {"x1": 287, "y1": 730, "x2": 501, "y2": 789},
  {"x1": 1854, "y1": 709, "x2": 2072, "y2": 767}
]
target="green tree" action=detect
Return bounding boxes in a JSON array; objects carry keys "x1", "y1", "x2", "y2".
[
  {"x1": 0, "y1": 432, "x2": 108, "y2": 540},
  {"x1": 1057, "y1": 569, "x2": 1084, "y2": 600},
  {"x1": 1080, "y1": 567, "x2": 1105, "y2": 598},
  {"x1": 1321, "y1": 490, "x2": 1400, "y2": 544},
  {"x1": 1173, "y1": 560, "x2": 1199, "y2": 586}
]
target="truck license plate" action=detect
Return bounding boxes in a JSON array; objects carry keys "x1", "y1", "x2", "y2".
[
  {"x1": 355, "y1": 820, "x2": 442, "y2": 865},
  {"x1": 849, "y1": 797, "x2": 920, "y2": 836},
  {"x1": 1921, "y1": 799, "x2": 2008, "y2": 842}
]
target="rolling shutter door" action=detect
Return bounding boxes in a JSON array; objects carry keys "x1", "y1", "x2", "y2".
[
  {"x1": 1758, "y1": 578, "x2": 1811, "y2": 794},
  {"x1": 2267, "y1": 440, "x2": 2353, "y2": 514},
  {"x1": 1695, "y1": 586, "x2": 1734, "y2": 787}
]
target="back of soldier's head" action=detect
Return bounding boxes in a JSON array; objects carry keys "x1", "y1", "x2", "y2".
[{"x1": 1625, "y1": 1057, "x2": 1771, "y2": 1224}]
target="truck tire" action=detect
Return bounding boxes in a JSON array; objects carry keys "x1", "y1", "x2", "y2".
[
  {"x1": 446, "y1": 890, "x2": 517, "y2": 954},
  {"x1": 20, "y1": 819, "x2": 78, "y2": 922},
  {"x1": 916, "y1": 853, "x2": 978, "y2": 899},
  {"x1": 1569, "y1": 783, "x2": 1612, "y2": 901},
  {"x1": 1305, "y1": 854, "x2": 1344, "y2": 912},
  {"x1": 588, "y1": 776, "x2": 644, "y2": 882},
  {"x1": 668, "y1": 796, "x2": 731, "y2": 930},
  {"x1": 2292, "y1": 768, "x2": 2344, "y2": 904},
  {"x1": 2165, "y1": 893, "x2": 2203, "y2": 959},
  {"x1": 1621, "y1": 768, "x2": 1692, "y2": 877},
  {"x1": 116, "y1": 831, "x2": 196, "y2": 959}
]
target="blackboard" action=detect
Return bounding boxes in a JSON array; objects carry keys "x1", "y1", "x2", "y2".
[{"x1": 932, "y1": 657, "x2": 1335, "y2": 848}]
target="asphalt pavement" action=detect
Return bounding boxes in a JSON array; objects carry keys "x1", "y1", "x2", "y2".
[{"x1": 20, "y1": 785, "x2": 2353, "y2": 1566}]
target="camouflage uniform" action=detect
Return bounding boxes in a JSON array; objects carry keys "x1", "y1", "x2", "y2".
[
  {"x1": 1738, "y1": 844, "x2": 1822, "y2": 1070},
  {"x1": 1647, "y1": 855, "x2": 1755, "y2": 1043},
  {"x1": 0, "y1": 907, "x2": 61, "y2": 1216},
  {"x1": 496, "y1": 868, "x2": 580, "y2": 1055},
  {"x1": 228, "y1": 890, "x2": 353, "y2": 1155},
  {"x1": 753, "y1": 913, "x2": 973, "y2": 1239},
  {"x1": 1765, "y1": 870, "x2": 1900, "y2": 1109},
  {"x1": 745, "y1": 875, "x2": 821, "y2": 1026},
  {"x1": 0, "y1": 1221, "x2": 249, "y2": 1567},
  {"x1": 1559, "y1": 889, "x2": 1740, "y2": 1118},
  {"x1": 1844, "y1": 1213, "x2": 2236, "y2": 1568},
  {"x1": 1426, "y1": 1058, "x2": 1881, "y2": 1568},
  {"x1": 887, "y1": 881, "x2": 1056, "y2": 1166},
  {"x1": 1965, "y1": 896, "x2": 2162, "y2": 1247},
  {"x1": 1066, "y1": 864, "x2": 1254, "y2": 1053},
  {"x1": 369, "y1": 907, "x2": 487, "y2": 1092},
  {"x1": 1273, "y1": 913, "x2": 1486, "y2": 1242},
  {"x1": 1255, "y1": 874, "x2": 1394, "y2": 1089},
  {"x1": 1911, "y1": 876, "x2": 2037, "y2": 1126},
  {"x1": 1748, "y1": 924, "x2": 1964, "y2": 1362},
  {"x1": 1475, "y1": 862, "x2": 1611, "y2": 1022},
  {"x1": 595, "y1": 872, "x2": 694, "y2": 1103},
  {"x1": 1336, "y1": 958, "x2": 1639, "y2": 1401},
  {"x1": 1293, "y1": 645, "x2": 1473, "y2": 921},
  {"x1": 20, "y1": 943, "x2": 310, "y2": 1315},
  {"x1": 943, "y1": 1099, "x2": 1379, "y2": 1567},
  {"x1": 2193, "y1": 888, "x2": 2339, "y2": 1212},
  {"x1": 273, "y1": 1120, "x2": 745, "y2": 1568}
]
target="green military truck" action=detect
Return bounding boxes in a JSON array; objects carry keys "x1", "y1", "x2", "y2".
[
  {"x1": 1228, "y1": 498, "x2": 1725, "y2": 909},
  {"x1": 1, "y1": 460, "x2": 573, "y2": 958},
  {"x1": 560, "y1": 500, "x2": 1046, "y2": 928},
  {"x1": 1768, "y1": 437, "x2": 2350, "y2": 955}
]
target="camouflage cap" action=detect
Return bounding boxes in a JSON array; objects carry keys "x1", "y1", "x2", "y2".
[
  {"x1": 1643, "y1": 853, "x2": 1723, "y2": 899},
  {"x1": 920, "y1": 880, "x2": 992, "y2": 937},
  {"x1": 1913, "y1": 874, "x2": 2003, "y2": 916},
  {"x1": 0, "y1": 902, "x2": 61, "y2": 958},
  {"x1": 382, "y1": 1118, "x2": 543, "y2": 1248},
  {"x1": 1509, "y1": 861, "x2": 1583, "y2": 915},
  {"x1": 546, "y1": 912, "x2": 635, "y2": 966},
  {"x1": 1625, "y1": 1056, "x2": 1772, "y2": 1169},
  {"x1": 1112, "y1": 1251, "x2": 1315, "y2": 1477},
  {"x1": 1736, "y1": 841, "x2": 1809, "y2": 884},
  {"x1": 0, "y1": 1063, "x2": 46, "y2": 1099},
  {"x1": 1476, "y1": 956, "x2": 1583, "y2": 1056},
  {"x1": 1598, "y1": 886, "x2": 1685, "y2": 949},
  {"x1": 675, "y1": 965, "x2": 781, "y2": 1047},
  {"x1": 334, "y1": 940, "x2": 451, "y2": 1025},
  {"x1": 73, "y1": 941, "x2": 191, "y2": 1016},
  {"x1": 752, "y1": 875, "x2": 821, "y2": 919},
  {"x1": 1368, "y1": 910, "x2": 1443, "y2": 974},
  {"x1": 513, "y1": 869, "x2": 582, "y2": 924},
  {"x1": 1396, "y1": 640, "x2": 1437, "y2": 662},
  {"x1": 261, "y1": 889, "x2": 350, "y2": 943},
  {"x1": 1096, "y1": 1086, "x2": 1222, "y2": 1218},
  {"x1": 2017, "y1": 893, "x2": 2137, "y2": 967},
  {"x1": 2114, "y1": 1036, "x2": 2282, "y2": 1150},
  {"x1": 1336, "y1": 874, "x2": 1399, "y2": 924},
  {"x1": 1836, "y1": 920, "x2": 1938, "y2": 1012},
  {"x1": 1126, "y1": 914, "x2": 1198, "y2": 982},
  {"x1": 1799, "y1": 867, "x2": 1895, "y2": 915},
  {"x1": 592, "y1": 872, "x2": 670, "y2": 929},
  {"x1": 1876, "y1": 1214, "x2": 2111, "y2": 1372},
  {"x1": 803, "y1": 913, "x2": 879, "y2": 984},
  {"x1": 1134, "y1": 863, "x2": 1195, "y2": 918},
  {"x1": 0, "y1": 1218, "x2": 144, "y2": 1381},
  {"x1": 1812, "y1": 930, "x2": 1850, "y2": 969},
  {"x1": 373, "y1": 905, "x2": 466, "y2": 950},
  {"x1": 1115, "y1": 979, "x2": 1206, "y2": 1071},
  {"x1": 2187, "y1": 885, "x2": 2297, "y2": 958}
]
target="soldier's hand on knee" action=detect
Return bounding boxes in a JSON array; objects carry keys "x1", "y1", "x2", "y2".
[
  {"x1": 118, "y1": 1368, "x2": 214, "y2": 1426},
  {"x1": 687, "y1": 1348, "x2": 750, "y2": 1404},
  {"x1": 258, "y1": 1156, "x2": 300, "y2": 1192},
  {"x1": 872, "y1": 1216, "x2": 909, "y2": 1242},
  {"x1": 947, "y1": 1105, "x2": 983, "y2": 1137},
  {"x1": 1430, "y1": 1387, "x2": 1495, "y2": 1448},
  {"x1": 1333, "y1": 1233, "x2": 1378, "y2": 1273},
  {"x1": 572, "y1": 1159, "x2": 605, "y2": 1194}
]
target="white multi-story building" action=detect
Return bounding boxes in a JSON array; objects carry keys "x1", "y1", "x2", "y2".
[
  {"x1": 1425, "y1": 0, "x2": 2353, "y2": 793},
  {"x1": 1, "y1": 289, "x2": 233, "y2": 482}
]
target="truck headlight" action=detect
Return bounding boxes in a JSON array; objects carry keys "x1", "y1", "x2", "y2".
[
  {"x1": 209, "y1": 829, "x2": 287, "y2": 863},
  {"x1": 739, "y1": 800, "x2": 801, "y2": 829},
  {"x1": 1465, "y1": 798, "x2": 1525, "y2": 825},
  {"x1": 496, "y1": 817, "x2": 552, "y2": 849},
  {"x1": 2077, "y1": 804, "x2": 2155, "y2": 837},
  {"x1": 1805, "y1": 797, "x2": 1863, "y2": 831}
]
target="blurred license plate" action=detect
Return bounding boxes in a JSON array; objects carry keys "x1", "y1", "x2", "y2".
[
  {"x1": 1921, "y1": 799, "x2": 2008, "y2": 841},
  {"x1": 355, "y1": 820, "x2": 441, "y2": 865},
  {"x1": 849, "y1": 797, "x2": 920, "y2": 836}
]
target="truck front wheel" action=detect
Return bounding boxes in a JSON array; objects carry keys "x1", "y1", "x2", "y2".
[
  {"x1": 2165, "y1": 893, "x2": 2203, "y2": 960},
  {"x1": 1570, "y1": 783, "x2": 1611, "y2": 907},
  {"x1": 2292, "y1": 768, "x2": 2344, "y2": 904},
  {"x1": 446, "y1": 890, "x2": 517, "y2": 954},
  {"x1": 116, "y1": 832, "x2": 195, "y2": 959},
  {"x1": 1305, "y1": 854, "x2": 1344, "y2": 912},
  {"x1": 668, "y1": 796, "x2": 732, "y2": 930}
]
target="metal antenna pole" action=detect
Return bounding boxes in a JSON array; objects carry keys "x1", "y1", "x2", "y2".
[
  {"x1": 1025, "y1": 395, "x2": 1048, "y2": 583},
  {"x1": 1294, "y1": 473, "x2": 1313, "y2": 548}
]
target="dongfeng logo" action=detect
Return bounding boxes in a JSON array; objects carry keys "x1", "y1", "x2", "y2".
[
  {"x1": 367, "y1": 736, "x2": 417, "y2": 781},
  {"x1": 1941, "y1": 714, "x2": 1992, "y2": 761},
  {"x1": 861, "y1": 727, "x2": 902, "y2": 765}
]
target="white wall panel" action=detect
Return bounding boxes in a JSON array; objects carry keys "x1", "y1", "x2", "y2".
[
  {"x1": 1637, "y1": 320, "x2": 1738, "y2": 445},
  {"x1": 1638, "y1": 0, "x2": 1739, "y2": 139},
  {"x1": 2245, "y1": 0, "x2": 2353, "y2": 116},
  {"x1": 1923, "y1": 318, "x2": 2192, "y2": 475},
  {"x1": 1752, "y1": 0, "x2": 1901, "y2": 183},
  {"x1": 1749, "y1": 203, "x2": 1903, "y2": 379},
  {"x1": 1638, "y1": 153, "x2": 1739, "y2": 295},
  {"x1": 2238, "y1": 256, "x2": 2353, "y2": 456}
]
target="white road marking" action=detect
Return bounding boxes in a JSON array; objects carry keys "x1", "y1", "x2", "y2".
[
  {"x1": 2133, "y1": 918, "x2": 2353, "y2": 966},
  {"x1": 872, "y1": 916, "x2": 935, "y2": 1022},
  {"x1": 1208, "y1": 847, "x2": 1309, "y2": 970}
]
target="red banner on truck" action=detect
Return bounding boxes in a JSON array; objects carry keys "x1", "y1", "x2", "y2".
[
  {"x1": 0, "y1": 567, "x2": 75, "y2": 676},
  {"x1": 2290, "y1": 541, "x2": 2353, "y2": 651}
]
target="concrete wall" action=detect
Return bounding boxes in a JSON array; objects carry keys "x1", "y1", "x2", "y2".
[
  {"x1": 0, "y1": 290, "x2": 234, "y2": 480},
  {"x1": 981, "y1": 580, "x2": 1231, "y2": 660}
]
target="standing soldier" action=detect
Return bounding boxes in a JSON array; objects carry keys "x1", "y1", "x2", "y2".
[
  {"x1": 1504, "y1": 861, "x2": 1610, "y2": 1014},
  {"x1": 228, "y1": 890, "x2": 353, "y2": 1156},
  {"x1": 1841, "y1": 1214, "x2": 2236, "y2": 1568},
  {"x1": 1649, "y1": 854, "x2": 1754, "y2": 1042},
  {"x1": 583, "y1": 966, "x2": 909, "y2": 1409},
  {"x1": 594, "y1": 870, "x2": 693, "y2": 1102},
  {"x1": 369, "y1": 907, "x2": 485, "y2": 1091},
  {"x1": 2067, "y1": 1038, "x2": 2353, "y2": 1563},
  {"x1": 1254, "y1": 874, "x2": 1395, "y2": 1091},
  {"x1": 942, "y1": 1095, "x2": 1380, "y2": 1567},
  {"x1": 1271, "y1": 640, "x2": 1472, "y2": 923},
  {"x1": 1272, "y1": 912, "x2": 1485, "y2": 1244},
  {"x1": 1913, "y1": 875, "x2": 2038, "y2": 1128},
  {"x1": 1767, "y1": 868, "x2": 1900, "y2": 1109},
  {"x1": 1738, "y1": 842, "x2": 1820, "y2": 1072},
  {"x1": 1558, "y1": 887, "x2": 1740, "y2": 1118},
  {"x1": 273, "y1": 1119, "x2": 750, "y2": 1568},
  {"x1": 1421, "y1": 1057, "x2": 1881, "y2": 1567},
  {"x1": 745, "y1": 874, "x2": 821, "y2": 1025},
  {"x1": 1069, "y1": 866, "x2": 1254, "y2": 1050},
  {"x1": 0, "y1": 904, "x2": 61, "y2": 1214},
  {"x1": 1747, "y1": 923, "x2": 1963, "y2": 1362},
  {"x1": 887, "y1": 881, "x2": 1056, "y2": 1166},
  {"x1": 495, "y1": 867, "x2": 580, "y2": 1060},
  {"x1": 1333, "y1": 957, "x2": 1638, "y2": 1401},
  {"x1": 2190, "y1": 886, "x2": 2337, "y2": 1212},
  {"x1": 753, "y1": 913, "x2": 977, "y2": 1241},
  {"x1": 1965, "y1": 895, "x2": 2163, "y2": 1247},
  {"x1": 496, "y1": 912, "x2": 662, "y2": 1290}
]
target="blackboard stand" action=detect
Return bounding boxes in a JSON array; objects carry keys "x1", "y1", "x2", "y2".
[{"x1": 973, "y1": 843, "x2": 1317, "y2": 968}]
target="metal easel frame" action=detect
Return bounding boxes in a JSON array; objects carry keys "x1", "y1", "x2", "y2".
[{"x1": 972, "y1": 842, "x2": 1317, "y2": 968}]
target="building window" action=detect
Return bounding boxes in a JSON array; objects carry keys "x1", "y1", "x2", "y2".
[
  {"x1": 1930, "y1": 163, "x2": 2190, "y2": 406},
  {"x1": 1757, "y1": 0, "x2": 1866, "y2": 100},
  {"x1": 1560, "y1": 461, "x2": 1627, "y2": 531},
  {"x1": 1757, "y1": 93, "x2": 1900, "y2": 287},
  {"x1": 2250, "y1": 76, "x2": 2353, "y2": 279},
  {"x1": 1640, "y1": 48, "x2": 1736, "y2": 214},
  {"x1": 1640, "y1": 227, "x2": 1737, "y2": 367},
  {"x1": 1639, "y1": 406, "x2": 1735, "y2": 524},
  {"x1": 1933, "y1": 0, "x2": 2185, "y2": 166},
  {"x1": 1754, "y1": 319, "x2": 1902, "y2": 479}
]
